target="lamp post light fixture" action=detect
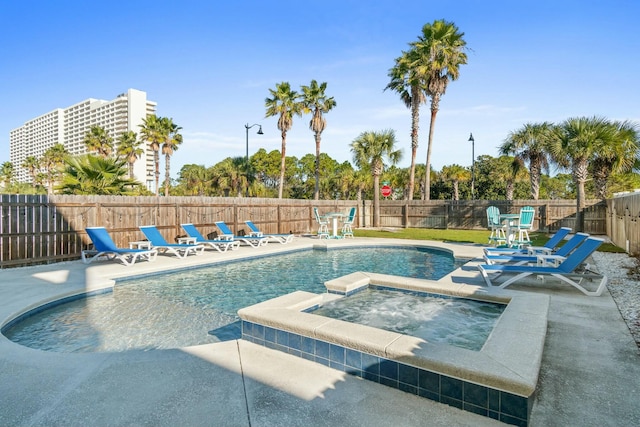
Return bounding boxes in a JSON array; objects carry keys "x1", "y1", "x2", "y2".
[
  {"x1": 244, "y1": 123, "x2": 263, "y2": 196},
  {"x1": 244, "y1": 123, "x2": 264, "y2": 164},
  {"x1": 468, "y1": 133, "x2": 475, "y2": 200}
]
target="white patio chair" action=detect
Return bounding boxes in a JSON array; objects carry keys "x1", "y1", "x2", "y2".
[
  {"x1": 313, "y1": 207, "x2": 329, "y2": 238},
  {"x1": 341, "y1": 207, "x2": 356, "y2": 238}
]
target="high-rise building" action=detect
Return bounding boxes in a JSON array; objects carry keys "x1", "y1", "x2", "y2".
[{"x1": 9, "y1": 88, "x2": 157, "y2": 190}]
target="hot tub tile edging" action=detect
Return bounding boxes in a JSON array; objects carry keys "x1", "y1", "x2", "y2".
[
  {"x1": 238, "y1": 271, "x2": 547, "y2": 427},
  {"x1": 241, "y1": 320, "x2": 531, "y2": 427}
]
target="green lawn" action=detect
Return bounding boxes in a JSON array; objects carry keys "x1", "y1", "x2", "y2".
[{"x1": 353, "y1": 228, "x2": 624, "y2": 253}]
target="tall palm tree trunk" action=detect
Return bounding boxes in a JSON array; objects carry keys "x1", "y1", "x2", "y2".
[
  {"x1": 314, "y1": 133, "x2": 321, "y2": 200},
  {"x1": 373, "y1": 174, "x2": 381, "y2": 227},
  {"x1": 408, "y1": 89, "x2": 420, "y2": 200},
  {"x1": 165, "y1": 154, "x2": 171, "y2": 196},
  {"x1": 593, "y1": 168, "x2": 610, "y2": 200},
  {"x1": 506, "y1": 181, "x2": 515, "y2": 201},
  {"x1": 573, "y1": 161, "x2": 588, "y2": 232},
  {"x1": 153, "y1": 150, "x2": 160, "y2": 196},
  {"x1": 423, "y1": 106, "x2": 438, "y2": 200},
  {"x1": 278, "y1": 130, "x2": 287, "y2": 199},
  {"x1": 529, "y1": 160, "x2": 541, "y2": 200}
]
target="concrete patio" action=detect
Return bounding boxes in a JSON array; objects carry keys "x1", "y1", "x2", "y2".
[{"x1": 0, "y1": 237, "x2": 638, "y2": 426}]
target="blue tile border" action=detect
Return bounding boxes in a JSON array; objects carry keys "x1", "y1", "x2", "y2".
[{"x1": 242, "y1": 320, "x2": 531, "y2": 427}]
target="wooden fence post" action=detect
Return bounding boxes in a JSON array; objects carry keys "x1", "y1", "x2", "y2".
[
  {"x1": 403, "y1": 203, "x2": 409, "y2": 228},
  {"x1": 277, "y1": 205, "x2": 282, "y2": 234}
]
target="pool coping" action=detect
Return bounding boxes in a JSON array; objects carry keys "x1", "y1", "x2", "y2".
[{"x1": 238, "y1": 271, "x2": 549, "y2": 399}]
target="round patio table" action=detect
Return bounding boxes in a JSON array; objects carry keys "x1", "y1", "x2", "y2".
[
  {"x1": 322, "y1": 212, "x2": 345, "y2": 238},
  {"x1": 499, "y1": 214, "x2": 520, "y2": 247}
]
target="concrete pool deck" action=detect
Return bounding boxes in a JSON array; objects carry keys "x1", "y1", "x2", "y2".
[{"x1": 0, "y1": 237, "x2": 638, "y2": 426}]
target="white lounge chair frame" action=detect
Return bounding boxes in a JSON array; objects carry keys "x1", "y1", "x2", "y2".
[
  {"x1": 244, "y1": 220, "x2": 294, "y2": 244},
  {"x1": 215, "y1": 221, "x2": 268, "y2": 248},
  {"x1": 484, "y1": 232, "x2": 589, "y2": 265},
  {"x1": 139, "y1": 225, "x2": 205, "y2": 258},
  {"x1": 181, "y1": 223, "x2": 240, "y2": 252},
  {"x1": 484, "y1": 227, "x2": 572, "y2": 256}
]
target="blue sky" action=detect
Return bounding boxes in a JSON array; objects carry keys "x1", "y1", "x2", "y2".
[{"x1": 1, "y1": 0, "x2": 639, "y2": 177}]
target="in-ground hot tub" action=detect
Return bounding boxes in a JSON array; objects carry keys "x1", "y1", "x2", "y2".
[
  {"x1": 239, "y1": 272, "x2": 549, "y2": 427},
  {"x1": 311, "y1": 286, "x2": 505, "y2": 351}
]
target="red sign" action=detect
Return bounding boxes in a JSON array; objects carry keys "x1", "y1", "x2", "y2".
[{"x1": 381, "y1": 185, "x2": 392, "y2": 197}]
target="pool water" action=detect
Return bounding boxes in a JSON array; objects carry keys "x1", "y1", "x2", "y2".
[
  {"x1": 4, "y1": 247, "x2": 459, "y2": 353},
  {"x1": 312, "y1": 287, "x2": 505, "y2": 351}
]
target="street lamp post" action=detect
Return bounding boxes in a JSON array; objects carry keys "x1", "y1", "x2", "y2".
[
  {"x1": 244, "y1": 123, "x2": 264, "y2": 164},
  {"x1": 244, "y1": 123, "x2": 263, "y2": 196},
  {"x1": 468, "y1": 133, "x2": 475, "y2": 200}
]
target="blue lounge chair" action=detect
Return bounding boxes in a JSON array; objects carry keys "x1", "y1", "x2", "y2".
[
  {"x1": 484, "y1": 232, "x2": 589, "y2": 265},
  {"x1": 215, "y1": 221, "x2": 268, "y2": 248},
  {"x1": 244, "y1": 220, "x2": 294, "y2": 244},
  {"x1": 477, "y1": 237, "x2": 607, "y2": 296},
  {"x1": 181, "y1": 223, "x2": 240, "y2": 252},
  {"x1": 139, "y1": 225, "x2": 205, "y2": 258},
  {"x1": 82, "y1": 227, "x2": 157, "y2": 266},
  {"x1": 484, "y1": 227, "x2": 572, "y2": 256}
]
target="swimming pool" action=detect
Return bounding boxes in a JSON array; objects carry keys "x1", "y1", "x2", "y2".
[{"x1": 3, "y1": 246, "x2": 459, "y2": 353}]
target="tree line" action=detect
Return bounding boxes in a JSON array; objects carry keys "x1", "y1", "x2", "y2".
[{"x1": 1, "y1": 116, "x2": 638, "y2": 204}]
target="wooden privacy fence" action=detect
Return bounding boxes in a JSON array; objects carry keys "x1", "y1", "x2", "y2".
[
  {"x1": 0, "y1": 195, "x2": 358, "y2": 268},
  {"x1": 371, "y1": 199, "x2": 607, "y2": 234},
  {"x1": 0, "y1": 194, "x2": 609, "y2": 268},
  {"x1": 607, "y1": 191, "x2": 640, "y2": 256}
]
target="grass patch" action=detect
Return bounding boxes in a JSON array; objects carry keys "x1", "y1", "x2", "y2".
[
  {"x1": 353, "y1": 228, "x2": 488, "y2": 244},
  {"x1": 353, "y1": 228, "x2": 625, "y2": 253}
]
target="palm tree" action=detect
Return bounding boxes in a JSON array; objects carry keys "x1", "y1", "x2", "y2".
[
  {"x1": 0, "y1": 161, "x2": 14, "y2": 188},
  {"x1": 440, "y1": 164, "x2": 470, "y2": 200},
  {"x1": 265, "y1": 82, "x2": 303, "y2": 198},
  {"x1": 83, "y1": 126, "x2": 113, "y2": 158},
  {"x1": 504, "y1": 157, "x2": 527, "y2": 201},
  {"x1": 22, "y1": 156, "x2": 40, "y2": 184},
  {"x1": 177, "y1": 164, "x2": 211, "y2": 196},
  {"x1": 57, "y1": 155, "x2": 140, "y2": 195},
  {"x1": 41, "y1": 143, "x2": 69, "y2": 194},
  {"x1": 353, "y1": 168, "x2": 371, "y2": 202},
  {"x1": 115, "y1": 131, "x2": 144, "y2": 179},
  {"x1": 549, "y1": 116, "x2": 612, "y2": 231},
  {"x1": 139, "y1": 115, "x2": 162, "y2": 196},
  {"x1": 334, "y1": 162, "x2": 358, "y2": 200},
  {"x1": 159, "y1": 117, "x2": 183, "y2": 196},
  {"x1": 300, "y1": 80, "x2": 337, "y2": 200},
  {"x1": 411, "y1": 19, "x2": 468, "y2": 200},
  {"x1": 385, "y1": 49, "x2": 427, "y2": 200},
  {"x1": 590, "y1": 120, "x2": 640, "y2": 199},
  {"x1": 212, "y1": 157, "x2": 247, "y2": 197},
  {"x1": 350, "y1": 130, "x2": 402, "y2": 227},
  {"x1": 500, "y1": 122, "x2": 554, "y2": 199}
]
